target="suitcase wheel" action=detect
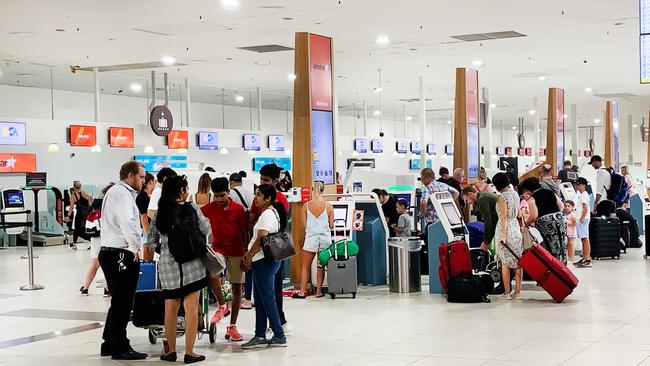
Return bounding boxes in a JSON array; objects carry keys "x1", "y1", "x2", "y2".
[
  {"x1": 209, "y1": 323, "x2": 216, "y2": 344},
  {"x1": 352, "y1": 292, "x2": 357, "y2": 299},
  {"x1": 329, "y1": 293, "x2": 336, "y2": 299},
  {"x1": 148, "y1": 329, "x2": 157, "y2": 344}
]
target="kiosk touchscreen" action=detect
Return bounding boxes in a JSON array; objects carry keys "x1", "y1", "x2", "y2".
[
  {"x1": 332, "y1": 202, "x2": 353, "y2": 239},
  {"x1": 560, "y1": 182, "x2": 582, "y2": 219},
  {"x1": 427, "y1": 191, "x2": 467, "y2": 294},
  {"x1": 1, "y1": 189, "x2": 27, "y2": 235}
]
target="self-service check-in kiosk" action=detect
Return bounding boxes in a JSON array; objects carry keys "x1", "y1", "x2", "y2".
[
  {"x1": 387, "y1": 186, "x2": 419, "y2": 232},
  {"x1": 20, "y1": 185, "x2": 66, "y2": 246},
  {"x1": 630, "y1": 178, "x2": 649, "y2": 235},
  {"x1": 2, "y1": 189, "x2": 27, "y2": 237},
  {"x1": 560, "y1": 182, "x2": 583, "y2": 220},
  {"x1": 427, "y1": 191, "x2": 467, "y2": 294}
]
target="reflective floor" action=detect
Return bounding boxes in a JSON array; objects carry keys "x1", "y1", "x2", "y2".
[{"x1": 0, "y1": 244, "x2": 649, "y2": 365}]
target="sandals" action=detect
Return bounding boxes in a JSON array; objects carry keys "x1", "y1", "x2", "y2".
[{"x1": 291, "y1": 293, "x2": 306, "y2": 299}]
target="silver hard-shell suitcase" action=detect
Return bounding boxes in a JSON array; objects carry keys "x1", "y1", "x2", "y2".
[{"x1": 326, "y1": 240, "x2": 357, "y2": 299}]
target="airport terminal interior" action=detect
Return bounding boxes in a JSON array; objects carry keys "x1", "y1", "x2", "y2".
[{"x1": 2, "y1": 1, "x2": 650, "y2": 365}]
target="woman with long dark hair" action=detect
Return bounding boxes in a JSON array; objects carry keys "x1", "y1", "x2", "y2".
[
  {"x1": 148, "y1": 175, "x2": 210, "y2": 364},
  {"x1": 241, "y1": 184, "x2": 288, "y2": 349}
]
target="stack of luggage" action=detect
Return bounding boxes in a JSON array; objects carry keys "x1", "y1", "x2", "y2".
[{"x1": 438, "y1": 239, "x2": 490, "y2": 303}]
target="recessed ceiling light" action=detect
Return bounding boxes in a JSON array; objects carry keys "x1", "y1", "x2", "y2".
[
  {"x1": 161, "y1": 56, "x2": 176, "y2": 66},
  {"x1": 130, "y1": 83, "x2": 143, "y2": 93},
  {"x1": 538, "y1": 128, "x2": 541, "y2": 132},
  {"x1": 235, "y1": 95, "x2": 245, "y2": 103},
  {"x1": 222, "y1": 0, "x2": 240, "y2": 9},
  {"x1": 594, "y1": 118, "x2": 601, "y2": 123},
  {"x1": 144, "y1": 145, "x2": 154, "y2": 154},
  {"x1": 374, "y1": 87, "x2": 383, "y2": 93},
  {"x1": 563, "y1": 114, "x2": 568, "y2": 118},
  {"x1": 375, "y1": 35, "x2": 390, "y2": 45},
  {"x1": 288, "y1": 73, "x2": 296, "y2": 81},
  {"x1": 406, "y1": 116, "x2": 413, "y2": 121},
  {"x1": 447, "y1": 120, "x2": 452, "y2": 124},
  {"x1": 633, "y1": 124, "x2": 638, "y2": 128},
  {"x1": 451, "y1": 100, "x2": 455, "y2": 105},
  {"x1": 512, "y1": 126, "x2": 517, "y2": 130},
  {"x1": 489, "y1": 103, "x2": 496, "y2": 108},
  {"x1": 17, "y1": 73, "x2": 33, "y2": 78},
  {"x1": 55, "y1": 28, "x2": 66, "y2": 32},
  {"x1": 584, "y1": 87, "x2": 593, "y2": 93},
  {"x1": 472, "y1": 59, "x2": 483, "y2": 67},
  {"x1": 537, "y1": 76, "x2": 546, "y2": 81},
  {"x1": 528, "y1": 109, "x2": 536, "y2": 115},
  {"x1": 373, "y1": 110, "x2": 381, "y2": 116}
]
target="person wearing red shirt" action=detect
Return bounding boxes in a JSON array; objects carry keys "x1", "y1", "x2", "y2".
[{"x1": 201, "y1": 177, "x2": 248, "y2": 342}]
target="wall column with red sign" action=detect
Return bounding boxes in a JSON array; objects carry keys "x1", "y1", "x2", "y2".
[
  {"x1": 605, "y1": 101, "x2": 620, "y2": 171},
  {"x1": 291, "y1": 32, "x2": 336, "y2": 283},
  {"x1": 453, "y1": 68, "x2": 480, "y2": 181}
]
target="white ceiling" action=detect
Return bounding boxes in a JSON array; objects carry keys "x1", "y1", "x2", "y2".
[{"x1": 1, "y1": 0, "x2": 649, "y2": 126}]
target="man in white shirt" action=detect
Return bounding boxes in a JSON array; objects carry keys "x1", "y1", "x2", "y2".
[
  {"x1": 589, "y1": 155, "x2": 611, "y2": 205},
  {"x1": 98, "y1": 161, "x2": 147, "y2": 360},
  {"x1": 147, "y1": 167, "x2": 177, "y2": 219},
  {"x1": 229, "y1": 173, "x2": 254, "y2": 210}
]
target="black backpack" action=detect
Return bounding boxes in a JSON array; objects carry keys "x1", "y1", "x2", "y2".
[
  {"x1": 167, "y1": 202, "x2": 207, "y2": 264},
  {"x1": 605, "y1": 168, "x2": 629, "y2": 205}
]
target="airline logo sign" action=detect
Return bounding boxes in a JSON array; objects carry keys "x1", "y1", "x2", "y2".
[
  {"x1": 0, "y1": 153, "x2": 36, "y2": 173},
  {"x1": 167, "y1": 130, "x2": 188, "y2": 149},
  {"x1": 309, "y1": 34, "x2": 333, "y2": 111}
]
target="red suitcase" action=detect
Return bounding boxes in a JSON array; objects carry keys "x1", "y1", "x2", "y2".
[
  {"x1": 506, "y1": 243, "x2": 579, "y2": 303},
  {"x1": 438, "y1": 240, "x2": 473, "y2": 292}
]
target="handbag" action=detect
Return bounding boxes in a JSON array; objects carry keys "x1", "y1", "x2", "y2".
[
  {"x1": 201, "y1": 245, "x2": 226, "y2": 275},
  {"x1": 260, "y1": 209, "x2": 296, "y2": 262},
  {"x1": 521, "y1": 217, "x2": 540, "y2": 251}
]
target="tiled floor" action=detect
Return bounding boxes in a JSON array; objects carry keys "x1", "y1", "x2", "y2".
[{"x1": 0, "y1": 245, "x2": 649, "y2": 365}]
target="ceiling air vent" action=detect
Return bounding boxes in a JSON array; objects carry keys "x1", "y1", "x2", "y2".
[
  {"x1": 451, "y1": 31, "x2": 526, "y2": 42},
  {"x1": 593, "y1": 92, "x2": 638, "y2": 99},
  {"x1": 398, "y1": 98, "x2": 433, "y2": 103},
  {"x1": 72, "y1": 61, "x2": 187, "y2": 73},
  {"x1": 238, "y1": 45, "x2": 294, "y2": 53}
]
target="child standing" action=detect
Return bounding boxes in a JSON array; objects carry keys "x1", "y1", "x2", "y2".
[
  {"x1": 563, "y1": 200, "x2": 577, "y2": 263},
  {"x1": 574, "y1": 178, "x2": 592, "y2": 268},
  {"x1": 393, "y1": 200, "x2": 412, "y2": 237}
]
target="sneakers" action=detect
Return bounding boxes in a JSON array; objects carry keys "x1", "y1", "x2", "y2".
[
  {"x1": 103, "y1": 288, "x2": 111, "y2": 298},
  {"x1": 512, "y1": 293, "x2": 522, "y2": 300},
  {"x1": 574, "y1": 258, "x2": 592, "y2": 268},
  {"x1": 500, "y1": 293, "x2": 512, "y2": 300},
  {"x1": 266, "y1": 323, "x2": 292, "y2": 338},
  {"x1": 572, "y1": 259, "x2": 585, "y2": 266},
  {"x1": 80, "y1": 286, "x2": 89, "y2": 296},
  {"x1": 241, "y1": 337, "x2": 269, "y2": 349},
  {"x1": 268, "y1": 336, "x2": 287, "y2": 347},
  {"x1": 225, "y1": 325, "x2": 243, "y2": 342},
  {"x1": 210, "y1": 305, "x2": 230, "y2": 324}
]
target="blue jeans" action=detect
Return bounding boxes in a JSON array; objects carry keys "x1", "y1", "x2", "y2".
[
  {"x1": 244, "y1": 270, "x2": 253, "y2": 300},
  {"x1": 252, "y1": 259, "x2": 284, "y2": 339}
]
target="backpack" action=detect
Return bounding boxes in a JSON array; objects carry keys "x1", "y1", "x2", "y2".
[
  {"x1": 167, "y1": 202, "x2": 207, "y2": 264},
  {"x1": 605, "y1": 168, "x2": 629, "y2": 205}
]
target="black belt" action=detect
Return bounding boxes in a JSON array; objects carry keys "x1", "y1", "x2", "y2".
[{"x1": 101, "y1": 247, "x2": 130, "y2": 253}]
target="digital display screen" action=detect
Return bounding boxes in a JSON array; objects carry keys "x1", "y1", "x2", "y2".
[
  {"x1": 167, "y1": 130, "x2": 189, "y2": 149},
  {"x1": 396, "y1": 140, "x2": 408, "y2": 153},
  {"x1": 198, "y1": 131, "x2": 219, "y2": 150},
  {"x1": 371, "y1": 139, "x2": 383, "y2": 153},
  {"x1": 69, "y1": 125, "x2": 97, "y2": 146},
  {"x1": 333, "y1": 204, "x2": 348, "y2": 227},
  {"x1": 525, "y1": 147, "x2": 532, "y2": 156},
  {"x1": 268, "y1": 135, "x2": 285, "y2": 151},
  {"x1": 505, "y1": 147, "x2": 513, "y2": 156},
  {"x1": 441, "y1": 202, "x2": 462, "y2": 226},
  {"x1": 6, "y1": 191, "x2": 24, "y2": 207},
  {"x1": 109, "y1": 127, "x2": 134, "y2": 148},
  {"x1": 426, "y1": 144, "x2": 437, "y2": 155},
  {"x1": 411, "y1": 141, "x2": 421, "y2": 154},
  {"x1": 354, "y1": 138, "x2": 368, "y2": 153},
  {"x1": 518, "y1": 148, "x2": 525, "y2": 156},
  {"x1": 445, "y1": 145, "x2": 454, "y2": 155},
  {"x1": 243, "y1": 134, "x2": 261, "y2": 151},
  {"x1": 496, "y1": 146, "x2": 505, "y2": 156},
  {"x1": 311, "y1": 110, "x2": 335, "y2": 184},
  {"x1": 395, "y1": 193, "x2": 412, "y2": 205},
  {"x1": 252, "y1": 157, "x2": 291, "y2": 172},
  {"x1": 409, "y1": 159, "x2": 432, "y2": 170},
  {"x1": 467, "y1": 124, "x2": 479, "y2": 178},
  {"x1": 641, "y1": 0, "x2": 650, "y2": 83},
  {"x1": 134, "y1": 155, "x2": 187, "y2": 172},
  {"x1": 539, "y1": 148, "x2": 546, "y2": 156},
  {"x1": 0, "y1": 122, "x2": 26, "y2": 146}
]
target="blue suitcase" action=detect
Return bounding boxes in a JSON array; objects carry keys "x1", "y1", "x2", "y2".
[
  {"x1": 136, "y1": 261, "x2": 157, "y2": 291},
  {"x1": 466, "y1": 222, "x2": 485, "y2": 249}
]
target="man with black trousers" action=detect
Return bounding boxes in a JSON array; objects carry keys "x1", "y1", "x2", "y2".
[{"x1": 98, "y1": 161, "x2": 146, "y2": 360}]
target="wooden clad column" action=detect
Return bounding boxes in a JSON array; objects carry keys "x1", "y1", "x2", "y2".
[
  {"x1": 605, "y1": 101, "x2": 620, "y2": 171},
  {"x1": 290, "y1": 32, "x2": 335, "y2": 283},
  {"x1": 453, "y1": 68, "x2": 480, "y2": 181},
  {"x1": 546, "y1": 87, "x2": 565, "y2": 175}
]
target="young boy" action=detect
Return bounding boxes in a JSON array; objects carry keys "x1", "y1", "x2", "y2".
[
  {"x1": 201, "y1": 177, "x2": 249, "y2": 341},
  {"x1": 393, "y1": 199, "x2": 412, "y2": 237},
  {"x1": 574, "y1": 178, "x2": 592, "y2": 268},
  {"x1": 563, "y1": 200, "x2": 577, "y2": 263}
]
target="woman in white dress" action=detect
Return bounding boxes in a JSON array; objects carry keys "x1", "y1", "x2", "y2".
[{"x1": 493, "y1": 173, "x2": 523, "y2": 300}]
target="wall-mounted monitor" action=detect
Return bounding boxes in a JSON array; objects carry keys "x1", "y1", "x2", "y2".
[
  {"x1": 539, "y1": 148, "x2": 546, "y2": 156},
  {"x1": 252, "y1": 157, "x2": 291, "y2": 171},
  {"x1": 0, "y1": 121, "x2": 26, "y2": 146},
  {"x1": 354, "y1": 138, "x2": 368, "y2": 153},
  {"x1": 396, "y1": 140, "x2": 408, "y2": 154},
  {"x1": 69, "y1": 125, "x2": 97, "y2": 146},
  {"x1": 371, "y1": 139, "x2": 383, "y2": 153},
  {"x1": 198, "y1": 131, "x2": 219, "y2": 150},
  {"x1": 243, "y1": 133, "x2": 261, "y2": 151},
  {"x1": 426, "y1": 144, "x2": 437, "y2": 156},
  {"x1": 167, "y1": 130, "x2": 189, "y2": 149},
  {"x1": 444, "y1": 144, "x2": 454, "y2": 155},
  {"x1": 517, "y1": 148, "x2": 525, "y2": 156},
  {"x1": 505, "y1": 147, "x2": 513, "y2": 156},
  {"x1": 109, "y1": 127, "x2": 134, "y2": 148},
  {"x1": 583, "y1": 150, "x2": 593, "y2": 158},
  {"x1": 496, "y1": 146, "x2": 505, "y2": 156},
  {"x1": 409, "y1": 159, "x2": 433, "y2": 170},
  {"x1": 525, "y1": 147, "x2": 532, "y2": 156},
  {"x1": 268, "y1": 135, "x2": 285, "y2": 151},
  {"x1": 134, "y1": 155, "x2": 188, "y2": 172},
  {"x1": 410, "y1": 141, "x2": 421, "y2": 154}
]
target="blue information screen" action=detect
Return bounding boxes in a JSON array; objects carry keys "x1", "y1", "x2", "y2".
[
  {"x1": 268, "y1": 135, "x2": 285, "y2": 151},
  {"x1": 253, "y1": 157, "x2": 292, "y2": 172},
  {"x1": 641, "y1": 0, "x2": 650, "y2": 83},
  {"x1": 198, "y1": 131, "x2": 219, "y2": 150},
  {"x1": 134, "y1": 155, "x2": 187, "y2": 172},
  {"x1": 467, "y1": 124, "x2": 480, "y2": 178},
  {"x1": 243, "y1": 134, "x2": 261, "y2": 151},
  {"x1": 0, "y1": 121, "x2": 26, "y2": 145},
  {"x1": 409, "y1": 159, "x2": 432, "y2": 170},
  {"x1": 311, "y1": 110, "x2": 335, "y2": 184},
  {"x1": 371, "y1": 139, "x2": 383, "y2": 153}
]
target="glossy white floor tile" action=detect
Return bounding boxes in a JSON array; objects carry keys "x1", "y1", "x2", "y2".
[{"x1": 0, "y1": 245, "x2": 648, "y2": 366}]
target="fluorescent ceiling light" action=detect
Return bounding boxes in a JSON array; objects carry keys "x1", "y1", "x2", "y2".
[
  {"x1": 161, "y1": 56, "x2": 176, "y2": 66},
  {"x1": 406, "y1": 116, "x2": 413, "y2": 121},
  {"x1": 373, "y1": 110, "x2": 381, "y2": 116},
  {"x1": 584, "y1": 87, "x2": 593, "y2": 93},
  {"x1": 472, "y1": 59, "x2": 483, "y2": 67},
  {"x1": 447, "y1": 120, "x2": 452, "y2": 124},
  {"x1": 537, "y1": 76, "x2": 546, "y2": 81},
  {"x1": 594, "y1": 118, "x2": 601, "y2": 123},
  {"x1": 352, "y1": 151, "x2": 360, "y2": 157},
  {"x1": 177, "y1": 148, "x2": 187, "y2": 154},
  {"x1": 247, "y1": 150, "x2": 256, "y2": 155},
  {"x1": 235, "y1": 95, "x2": 245, "y2": 103},
  {"x1": 130, "y1": 83, "x2": 143, "y2": 93},
  {"x1": 528, "y1": 109, "x2": 536, "y2": 115},
  {"x1": 288, "y1": 73, "x2": 296, "y2": 81},
  {"x1": 222, "y1": 0, "x2": 240, "y2": 9},
  {"x1": 375, "y1": 35, "x2": 390, "y2": 45},
  {"x1": 17, "y1": 73, "x2": 33, "y2": 77},
  {"x1": 633, "y1": 124, "x2": 638, "y2": 128},
  {"x1": 47, "y1": 143, "x2": 60, "y2": 152},
  {"x1": 374, "y1": 87, "x2": 383, "y2": 93},
  {"x1": 489, "y1": 103, "x2": 496, "y2": 108},
  {"x1": 563, "y1": 114, "x2": 568, "y2": 118},
  {"x1": 144, "y1": 145, "x2": 154, "y2": 153},
  {"x1": 284, "y1": 149, "x2": 292, "y2": 156},
  {"x1": 451, "y1": 100, "x2": 455, "y2": 105},
  {"x1": 338, "y1": 150, "x2": 343, "y2": 156},
  {"x1": 219, "y1": 147, "x2": 229, "y2": 155},
  {"x1": 91, "y1": 145, "x2": 102, "y2": 153},
  {"x1": 512, "y1": 126, "x2": 517, "y2": 130}
]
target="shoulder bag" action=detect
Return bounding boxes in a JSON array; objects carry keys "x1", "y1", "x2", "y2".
[{"x1": 260, "y1": 209, "x2": 296, "y2": 262}]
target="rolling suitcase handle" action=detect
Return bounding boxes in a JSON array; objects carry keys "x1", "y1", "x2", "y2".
[{"x1": 332, "y1": 239, "x2": 349, "y2": 261}]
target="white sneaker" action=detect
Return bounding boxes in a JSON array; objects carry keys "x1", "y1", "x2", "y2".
[
  {"x1": 512, "y1": 293, "x2": 521, "y2": 300},
  {"x1": 266, "y1": 323, "x2": 292, "y2": 338},
  {"x1": 500, "y1": 293, "x2": 512, "y2": 301}
]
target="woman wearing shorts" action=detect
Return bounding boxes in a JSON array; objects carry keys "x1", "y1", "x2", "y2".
[{"x1": 293, "y1": 182, "x2": 334, "y2": 299}]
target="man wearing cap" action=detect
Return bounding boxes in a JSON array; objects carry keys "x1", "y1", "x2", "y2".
[
  {"x1": 588, "y1": 155, "x2": 610, "y2": 205},
  {"x1": 574, "y1": 177, "x2": 592, "y2": 268},
  {"x1": 229, "y1": 173, "x2": 254, "y2": 210}
]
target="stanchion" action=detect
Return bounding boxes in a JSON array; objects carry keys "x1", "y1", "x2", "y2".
[{"x1": 20, "y1": 214, "x2": 43, "y2": 291}]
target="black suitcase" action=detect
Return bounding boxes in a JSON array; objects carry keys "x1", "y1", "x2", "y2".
[
  {"x1": 589, "y1": 217, "x2": 621, "y2": 259},
  {"x1": 132, "y1": 290, "x2": 165, "y2": 327},
  {"x1": 645, "y1": 216, "x2": 650, "y2": 259},
  {"x1": 446, "y1": 275, "x2": 490, "y2": 303}
]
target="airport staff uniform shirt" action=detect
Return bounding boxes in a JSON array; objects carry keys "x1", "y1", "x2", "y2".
[
  {"x1": 595, "y1": 168, "x2": 611, "y2": 202},
  {"x1": 421, "y1": 181, "x2": 459, "y2": 225},
  {"x1": 147, "y1": 185, "x2": 162, "y2": 212},
  {"x1": 100, "y1": 181, "x2": 143, "y2": 253}
]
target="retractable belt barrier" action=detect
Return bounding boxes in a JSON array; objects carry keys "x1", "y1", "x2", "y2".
[{"x1": 0, "y1": 210, "x2": 44, "y2": 291}]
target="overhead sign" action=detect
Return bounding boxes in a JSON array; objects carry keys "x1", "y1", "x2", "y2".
[
  {"x1": 167, "y1": 130, "x2": 188, "y2": 149},
  {"x1": 309, "y1": 34, "x2": 333, "y2": 111},
  {"x1": 0, "y1": 121, "x2": 26, "y2": 146},
  {"x1": 252, "y1": 157, "x2": 292, "y2": 172},
  {"x1": 109, "y1": 127, "x2": 134, "y2": 148},
  {"x1": 268, "y1": 135, "x2": 285, "y2": 151},
  {"x1": 243, "y1": 133, "x2": 261, "y2": 151},
  {"x1": 150, "y1": 106, "x2": 173, "y2": 136},
  {"x1": 0, "y1": 153, "x2": 36, "y2": 173},
  {"x1": 70, "y1": 125, "x2": 97, "y2": 146},
  {"x1": 26, "y1": 172, "x2": 47, "y2": 186},
  {"x1": 354, "y1": 138, "x2": 369, "y2": 153},
  {"x1": 134, "y1": 155, "x2": 187, "y2": 172}
]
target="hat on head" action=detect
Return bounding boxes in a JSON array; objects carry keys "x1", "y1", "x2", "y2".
[
  {"x1": 576, "y1": 177, "x2": 589, "y2": 186},
  {"x1": 588, "y1": 155, "x2": 603, "y2": 165},
  {"x1": 229, "y1": 173, "x2": 242, "y2": 182}
]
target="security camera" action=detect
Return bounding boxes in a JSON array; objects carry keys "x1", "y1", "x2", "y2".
[
  {"x1": 379, "y1": 130, "x2": 385, "y2": 137},
  {"x1": 583, "y1": 59, "x2": 588, "y2": 64},
  {"x1": 69, "y1": 153, "x2": 76, "y2": 158},
  {"x1": 118, "y1": 89, "x2": 124, "y2": 93}
]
